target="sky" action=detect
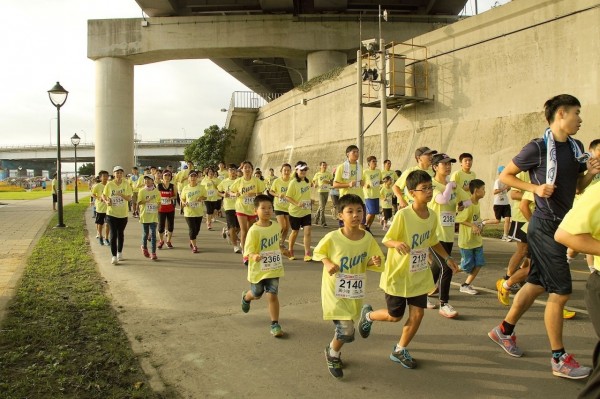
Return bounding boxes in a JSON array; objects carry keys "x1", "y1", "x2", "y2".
[{"x1": 0, "y1": 0, "x2": 507, "y2": 148}]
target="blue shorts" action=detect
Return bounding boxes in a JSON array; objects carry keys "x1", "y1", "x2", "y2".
[
  {"x1": 332, "y1": 320, "x2": 355, "y2": 343},
  {"x1": 250, "y1": 277, "x2": 279, "y2": 297},
  {"x1": 365, "y1": 198, "x2": 380, "y2": 215},
  {"x1": 459, "y1": 246, "x2": 485, "y2": 273}
]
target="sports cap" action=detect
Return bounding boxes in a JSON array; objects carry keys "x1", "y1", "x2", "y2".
[
  {"x1": 432, "y1": 153, "x2": 456, "y2": 164},
  {"x1": 415, "y1": 147, "x2": 437, "y2": 157}
]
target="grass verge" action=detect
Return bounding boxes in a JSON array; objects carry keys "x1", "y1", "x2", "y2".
[
  {"x1": 0, "y1": 191, "x2": 52, "y2": 200},
  {"x1": 0, "y1": 202, "x2": 175, "y2": 398}
]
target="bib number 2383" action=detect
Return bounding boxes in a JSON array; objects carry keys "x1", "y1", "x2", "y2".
[
  {"x1": 409, "y1": 248, "x2": 428, "y2": 273},
  {"x1": 335, "y1": 273, "x2": 365, "y2": 299}
]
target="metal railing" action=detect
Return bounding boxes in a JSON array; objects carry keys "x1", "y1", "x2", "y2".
[{"x1": 227, "y1": 91, "x2": 282, "y2": 110}]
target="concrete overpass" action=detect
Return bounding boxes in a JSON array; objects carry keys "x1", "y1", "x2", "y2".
[{"x1": 88, "y1": 0, "x2": 468, "y2": 172}]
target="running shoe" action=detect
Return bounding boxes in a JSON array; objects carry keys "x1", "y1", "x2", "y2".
[
  {"x1": 234, "y1": 245, "x2": 242, "y2": 254},
  {"x1": 117, "y1": 252, "x2": 123, "y2": 261},
  {"x1": 150, "y1": 253, "x2": 158, "y2": 261},
  {"x1": 322, "y1": 223, "x2": 327, "y2": 227},
  {"x1": 460, "y1": 284, "x2": 478, "y2": 295},
  {"x1": 141, "y1": 246, "x2": 150, "y2": 258},
  {"x1": 243, "y1": 256, "x2": 248, "y2": 267},
  {"x1": 192, "y1": 246, "x2": 199, "y2": 253},
  {"x1": 304, "y1": 254, "x2": 312, "y2": 262},
  {"x1": 111, "y1": 256, "x2": 118, "y2": 265},
  {"x1": 98, "y1": 237, "x2": 103, "y2": 245},
  {"x1": 241, "y1": 291, "x2": 250, "y2": 313},
  {"x1": 496, "y1": 279, "x2": 510, "y2": 306},
  {"x1": 166, "y1": 241, "x2": 174, "y2": 248},
  {"x1": 358, "y1": 304, "x2": 374, "y2": 338},
  {"x1": 207, "y1": 221, "x2": 212, "y2": 230},
  {"x1": 324, "y1": 346, "x2": 343, "y2": 378},
  {"x1": 221, "y1": 227, "x2": 227, "y2": 239},
  {"x1": 439, "y1": 303, "x2": 458, "y2": 318},
  {"x1": 590, "y1": 266, "x2": 596, "y2": 273},
  {"x1": 270, "y1": 323, "x2": 283, "y2": 338},
  {"x1": 104, "y1": 238, "x2": 111, "y2": 246},
  {"x1": 551, "y1": 353, "x2": 591, "y2": 379},
  {"x1": 488, "y1": 326, "x2": 523, "y2": 357},
  {"x1": 390, "y1": 347, "x2": 416, "y2": 369},
  {"x1": 426, "y1": 297, "x2": 437, "y2": 309},
  {"x1": 563, "y1": 309, "x2": 576, "y2": 319},
  {"x1": 157, "y1": 240, "x2": 164, "y2": 249}
]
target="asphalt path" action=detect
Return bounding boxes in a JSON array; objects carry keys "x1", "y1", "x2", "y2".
[{"x1": 85, "y1": 206, "x2": 595, "y2": 399}]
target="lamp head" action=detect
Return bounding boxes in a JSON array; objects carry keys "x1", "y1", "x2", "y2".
[
  {"x1": 70, "y1": 133, "x2": 81, "y2": 146},
  {"x1": 48, "y1": 82, "x2": 68, "y2": 108}
]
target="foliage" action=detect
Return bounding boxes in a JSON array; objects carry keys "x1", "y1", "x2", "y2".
[
  {"x1": 78, "y1": 162, "x2": 95, "y2": 176},
  {"x1": 183, "y1": 125, "x2": 235, "y2": 168}
]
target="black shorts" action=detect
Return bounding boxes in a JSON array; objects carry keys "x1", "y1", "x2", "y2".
[
  {"x1": 385, "y1": 293, "x2": 427, "y2": 318},
  {"x1": 289, "y1": 214, "x2": 311, "y2": 231},
  {"x1": 382, "y1": 208, "x2": 393, "y2": 221},
  {"x1": 95, "y1": 212, "x2": 106, "y2": 225},
  {"x1": 274, "y1": 210, "x2": 289, "y2": 216},
  {"x1": 225, "y1": 210, "x2": 240, "y2": 229},
  {"x1": 205, "y1": 200, "x2": 220, "y2": 214},
  {"x1": 52, "y1": 193, "x2": 58, "y2": 203},
  {"x1": 508, "y1": 221, "x2": 528, "y2": 244},
  {"x1": 526, "y1": 216, "x2": 571, "y2": 295},
  {"x1": 493, "y1": 204, "x2": 511, "y2": 219}
]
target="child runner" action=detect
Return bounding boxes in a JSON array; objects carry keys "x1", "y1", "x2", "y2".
[
  {"x1": 92, "y1": 170, "x2": 110, "y2": 245},
  {"x1": 129, "y1": 166, "x2": 141, "y2": 218},
  {"x1": 358, "y1": 170, "x2": 458, "y2": 368},
  {"x1": 493, "y1": 166, "x2": 512, "y2": 241},
  {"x1": 269, "y1": 163, "x2": 293, "y2": 253},
  {"x1": 285, "y1": 161, "x2": 313, "y2": 262},
  {"x1": 201, "y1": 168, "x2": 220, "y2": 231},
  {"x1": 102, "y1": 166, "x2": 133, "y2": 265},
  {"x1": 311, "y1": 161, "x2": 333, "y2": 227},
  {"x1": 363, "y1": 155, "x2": 382, "y2": 229},
  {"x1": 241, "y1": 194, "x2": 290, "y2": 337},
  {"x1": 137, "y1": 174, "x2": 160, "y2": 260},
  {"x1": 379, "y1": 176, "x2": 394, "y2": 231},
  {"x1": 218, "y1": 164, "x2": 241, "y2": 253},
  {"x1": 157, "y1": 170, "x2": 177, "y2": 249},
  {"x1": 180, "y1": 170, "x2": 207, "y2": 253},
  {"x1": 456, "y1": 179, "x2": 496, "y2": 294},
  {"x1": 393, "y1": 147, "x2": 436, "y2": 209},
  {"x1": 450, "y1": 153, "x2": 476, "y2": 204},
  {"x1": 313, "y1": 194, "x2": 384, "y2": 379}
]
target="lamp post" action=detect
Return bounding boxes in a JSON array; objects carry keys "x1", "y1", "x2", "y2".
[
  {"x1": 252, "y1": 59, "x2": 305, "y2": 85},
  {"x1": 71, "y1": 133, "x2": 80, "y2": 203},
  {"x1": 48, "y1": 82, "x2": 68, "y2": 227}
]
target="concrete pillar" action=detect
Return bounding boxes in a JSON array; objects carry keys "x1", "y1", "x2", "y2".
[
  {"x1": 95, "y1": 57, "x2": 134, "y2": 174},
  {"x1": 307, "y1": 51, "x2": 347, "y2": 81}
]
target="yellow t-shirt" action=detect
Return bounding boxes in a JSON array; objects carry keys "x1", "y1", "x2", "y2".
[
  {"x1": 394, "y1": 165, "x2": 434, "y2": 205},
  {"x1": 510, "y1": 171, "x2": 531, "y2": 223},
  {"x1": 382, "y1": 169, "x2": 396, "y2": 182},
  {"x1": 313, "y1": 229, "x2": 385, "y2": 320},
  {"x1": 286, "y1": 179, "x2": 312, "y2": 218},
  {"x1": 450, "y1": 169, "x2": 476, "y2": 202},
  {"x1": 201, "y1": 177, "x2": 220, "y2": 202},
  {"x1": 380, "y1": 186, "x2": 394, "y2": 210},
  {"x1": 92, "y1": 182, "x2": 107, "y2": 214},
  {"x1": 244, "y1": 221, "x2": 285, "y2": 284},
  {"x1": 312, "y1": 171, "x2": 334, "y2": 193},
  {"x1": 334, "y1": 162, "x2": 364, "y2": 199},
  {"x1": 217, "y1": 178, "x2": 237, "y2": 211},
  {"x1": 558, "y1": 182, "x2": 600, "y2": 269},
  {"x1": 428, "y1": 179, "x2": 458, "y2": 243},
  {"x1": 270, "y1": 177, "x2": 291, "y2": 212},
  {"x1": 180, "y1": 184, "x2": 207, "y2": 217},
  {"x1": 176, "y1": 169, "x2": 191, "y2": 192},
  {"x1": 217, "y1": 169, "x2": 228, "y2": 181},
  {"x1": 103, "y1": 180, "x2": 133, "y2": 218},
  {"x1": 129, "y1": 174, "x2": 141, "y2": 193},
  {"x1": 362, "y1": 168, "x2": 382, "y2": 199},
  {"x1": 520, "y1": 190, "x2": 535, "y2": 233},
  {"x1": 456, "y1": 202, "x2": 482, "y2": 249},
  {"x1": 379, "y1": 206, "x2": 439, "y2": 297},
  {"x1": 137, "y1": 186, "x2": 161, "y2": 223},
  {"x1": 229, "y1": 177, "x2": 266, "y2": 215}
]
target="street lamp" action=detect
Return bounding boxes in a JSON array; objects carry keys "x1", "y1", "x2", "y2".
[
  {"x1": 71, "y1": 133, "x2": 80, "y2": 204},
  {"x1": 252, "y1": 59, "x2": 305, "y2": 85},
  {"x1": 48, "y1": 81, "x2": 68, "y2": 227}
]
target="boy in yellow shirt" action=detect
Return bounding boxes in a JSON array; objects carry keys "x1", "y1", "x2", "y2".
[
  {"x1": 358, "y1": 170, "x2": 458, "y2": 369},
  {"x1": 241, "y1": 195, "x2": 290, "y2": 337},
  {"x1": 313, "y1": 194, "x2": 384, "y2": 379},
  {"x1": 379, "y1": 176, "x2": 394, "y2": 231}
]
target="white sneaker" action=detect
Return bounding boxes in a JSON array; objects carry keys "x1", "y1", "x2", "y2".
[
  {"x1": 234, "y1": 245, "x2": 242, "y2": 254},
  {"x1": 426, "y1": 297, "x2": 437, "y2": 309},
  {"x1": 439, "y1": 303, "x2": 458, "y2": 318},
  {"x1": 117, "y1": 252, "x2": 123, "y2": 261},
  {"x1": 111, "y1": 256, "x2": 118, "y2": 265},
  {"x1": 460, "y1": 284, "x2": 478, "y2": 295}
]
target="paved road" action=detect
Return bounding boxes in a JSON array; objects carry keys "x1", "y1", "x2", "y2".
[{"x1": 83, "y1": 205, "x2": 595, "y2": 399}]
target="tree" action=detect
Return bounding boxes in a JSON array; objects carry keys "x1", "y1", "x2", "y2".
[
  {"x1": 183, "y1": 125, "x2": 236, "y2": 168},
  {"x1": 78, "y1": 163, "x2": 95, "y2": 176}
]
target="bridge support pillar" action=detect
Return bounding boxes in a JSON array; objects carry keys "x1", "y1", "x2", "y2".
[
  {"x1": 95, "y1": 57, "x2": 134, "y2": 173},
  {"x1": 307, "y1": 51, "x2": 347, "y2": 81}
]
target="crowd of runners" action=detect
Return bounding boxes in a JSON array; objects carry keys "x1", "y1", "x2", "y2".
[{"x1": 88, "y1": 94, "x2": 600, "y2": 395}]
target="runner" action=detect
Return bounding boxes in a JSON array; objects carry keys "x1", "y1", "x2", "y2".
[
  {"x1": 102, "y1": 166, "x2": 133, "y2": 265},
  {"x1": 285, "y1": 161, "x2": 313, "y2": 262},
  {"x1": 450, "y1": 153, "x2": 476, "y2": 204},
  {"x1": 379, "y1": 176, "x2": 394, "y2": 231},
  {"x1": 137, "y1": 174, "x2": 160, "y2": 260},
  {"x1": 362, "y1": 156, "x2": 382, "y2": 229},
  {"x1": 157, "y1": 170, "x2": 177, "y2": 249},
  {"x1": 312, "y1": 161, "x2": 333, "y2": 227},
  {"x1": 180, "y1": 170, "x2": 207, "y2": 253},
  {"x1": 393, "y1": 147, "x2": 436, "y2": 209},
  {"x1": 91, "y1": 170, "x2": 110, "y2": 246},
  {"x1": 201, "y1": 168, "x2": 220, "y2": 231},
  {"x1": 129, "y1": 166, "x2": 141, "y2": 218},
  {"x1": 493, "y1": 166, "x2": 511, "y2": 241},
  {"x1": 269, "y1": 163, "x2": 293, "y2": 252},
  {"x1": 218, "y1": 164, "x2": 242, "y2": 253}
]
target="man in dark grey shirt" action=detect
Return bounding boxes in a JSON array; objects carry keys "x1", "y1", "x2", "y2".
[{"x1": 487, "y1": 94, "x2": 600, "y2": 379}]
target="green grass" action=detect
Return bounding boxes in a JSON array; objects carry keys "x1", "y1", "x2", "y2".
[
  {"x1": 0, "y1": 191, "x2": 52, "y2": 200},
  {"x1": 0, "y1": 202, "x2": 177, "y2": 398},
  {"x1": 481, "y1": 223, "x2": 504, "y2": 239}
]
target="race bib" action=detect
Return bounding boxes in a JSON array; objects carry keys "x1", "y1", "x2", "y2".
[
  {"x1": 243, "y1": 196, "x2": 255, "y2": 206},
  {"x1": 111, "y1": 195, "x2": 124, "y2": 207},
  {"x1": 161, "y1": 198, "x2": 171, "y2": 205},
  {"x1": 371, "y1": 180, "x2": 380, "y2": 188},
  {"x1": 260, "y1": 250, "x2": 283, "y2": 271},
  {"x1": 207, "y1": 189, "x2": 216, "y2": 198},
  {"x1": 409, "y1": 248, "x2": 428, "y2": 273},
  {"x1": 441, "y1": 211, "x2": 455, "y2": 227},
  {"x1": 335, "y1": 273, "x2": 365, "y2": 299},
  {"x1": 278, "y1": 196, "x2": 288, "y2": 204},
  {"x1": 188, "y1": 201, "x2": 199, "y2": 209},
  {"x1": 301, "y1": 200, "x2": 311, "y2": 209},
  {"x1": 321, "y1": 184, "x2": 330, "y2": 190},
  {"x1": 146, "y1": 203, "x2": 157, "y2": 213}
]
